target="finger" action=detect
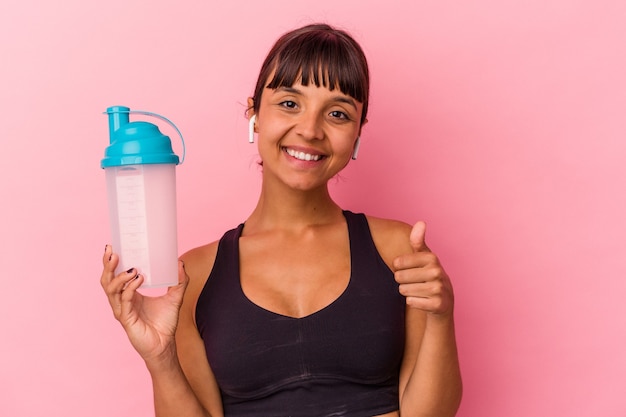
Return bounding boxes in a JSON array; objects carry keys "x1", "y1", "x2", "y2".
[
  {"x1": 178, "y1": 260, "x2": 190, "y2": 286},
  {"x1": 406, "y1": 291, "x2": 453, "y2": 315},
  {"x1": 100, "y1": 267, "x2": 138, "y2": 319},
  {"x1": 100, "y1": 245, "x2": 120, "y2": 288},
  {"x1": 119, "y1": 273, "x2": 144, "y2": 318},
  {"x1": 102, "y1": 244, "x2": 117, "y2": 268},
  {"x1": 398, "y1": 279, "x2": 444, "y2": 299},
  {"x1": 399, "y1": 281, "x2": 444, "y2": 313},
  {"x1": 106, "y1": 267, "x2": 138, "y2": 294},
  {"x1": 405, "y1": 296, "x2": 444, "y2": 313},
  {"x1": 393, "y1": 251, "x2": 438, "y2": 273},
  {"x1": 394, "y1": 261, "x2": 440, "y2": 283},
  {"x1": 411, "y1": 221, "x2": 432, "y2": 253},
  {"x1": 121, "y1": 272, "x2": 143, "y2": 299},
  {"x1": 104, "y1": 268, "x2": 139, "y2": 314},
  {"x1": 167, "y1": 261, "x2": 190, "y2": 299},
  {"x1": 179, "y1": 260, "x2": 187, "y2": 280}
]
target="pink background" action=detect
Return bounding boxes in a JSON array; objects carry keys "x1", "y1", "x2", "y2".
[{"x1": 1, "y1": 0, "x2": 625, "y2": 416}]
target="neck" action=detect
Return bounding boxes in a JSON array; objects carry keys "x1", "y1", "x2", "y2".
[{"x1": 245, "y1": 181, "x2": 344, "y2": 234}]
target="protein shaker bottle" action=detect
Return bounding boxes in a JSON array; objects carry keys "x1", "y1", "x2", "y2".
[{"x1": 101, "y1": 106, "x2": 184, "y2": 288}]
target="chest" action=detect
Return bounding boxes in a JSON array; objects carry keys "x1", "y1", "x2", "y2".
[
  {"x1": 238, "y1": 229, "x2": 351, "y2": 319},
  {"x1": 198, "y1": 252, "x2": 406, "y2": 402}
]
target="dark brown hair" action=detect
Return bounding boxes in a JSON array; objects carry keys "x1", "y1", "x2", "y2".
[{"x1": 251, "y1": 24, "x2": 370, "y2": 125}]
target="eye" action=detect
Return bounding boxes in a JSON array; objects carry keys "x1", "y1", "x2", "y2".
[
  {"x1": 329, "y1": 110, "x2": 350, "y2": 120},
  {"x1": 280, "y1": 100, "x2": 298, "y2": 109}
]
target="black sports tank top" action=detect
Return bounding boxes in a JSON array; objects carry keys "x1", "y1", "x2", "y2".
[{"x1": 195, "y1": 211, "x2": 406, "y2": 416}]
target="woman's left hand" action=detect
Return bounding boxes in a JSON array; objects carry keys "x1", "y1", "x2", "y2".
[{"x1": 393, "y1": 221, "x2": 454, "y2": 317}]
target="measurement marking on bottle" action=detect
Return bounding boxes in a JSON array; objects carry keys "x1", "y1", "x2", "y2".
[{"x1": 116, "y1": 171, "x2": 150, "y2": 272}]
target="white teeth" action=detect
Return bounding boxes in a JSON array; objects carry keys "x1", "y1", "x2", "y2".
[{"x1": 286, "y1": 148, "x2": 321, "y2": 161}]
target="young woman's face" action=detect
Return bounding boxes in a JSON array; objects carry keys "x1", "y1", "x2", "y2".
[{"x1": 253, "y1": 77, "x2": 364, "y2": 192}]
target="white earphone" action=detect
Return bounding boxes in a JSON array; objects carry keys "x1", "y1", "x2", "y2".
[
  {"x1": 352, "y1": 137, "x2": 361, "y2": 160},
  {"x1": 248, "y1": 114, "x2": 256, "y2": 143}
]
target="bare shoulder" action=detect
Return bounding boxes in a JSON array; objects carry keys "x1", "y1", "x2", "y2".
[
  {"x1": 365, "y1": 215, "x2": 413, "y2": 269},
  {"x1": 179, "y1": 241, "x2": 220, "y2": 311},
  {"x1": 180, "y1": 241, "x2": 220, "y2": 280}
]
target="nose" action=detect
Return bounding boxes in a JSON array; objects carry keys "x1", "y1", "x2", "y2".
[{"x1": 295, "y1": 110, "x2": 324, "y2": 141}]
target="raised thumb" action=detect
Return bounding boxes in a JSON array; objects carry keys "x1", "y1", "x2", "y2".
[{"x1": 409, "y1": 221, "x2": 429, "y2": 252}]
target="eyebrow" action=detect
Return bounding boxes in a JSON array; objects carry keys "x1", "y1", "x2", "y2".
[{"x1": 273, "y1": 86, "x2": 358, "y2": 110}]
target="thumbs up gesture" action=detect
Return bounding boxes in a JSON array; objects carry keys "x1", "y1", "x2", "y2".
[{"x1": 393, "y1": 221, "x2": 454, "y2": 316}]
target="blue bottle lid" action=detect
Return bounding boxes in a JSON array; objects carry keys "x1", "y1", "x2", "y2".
[{"x1": 101, "y1": 106, "x2": 181, "y2": 168}]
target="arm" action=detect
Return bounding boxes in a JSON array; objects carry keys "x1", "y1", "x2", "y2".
[
  {"x1": 100, "y1": 245, "x2": 221, "y2": 417},
  {"x1": 175, "y1": 245, "x2": 224, "y2": 417},
  {"x1": 369, "y1": 219, "x2": 462, "y2": 417},
  {"x1": 399, "y1": 305, "x2": 461, "y2": 416},
  {"x1": 148, "y1": 345, "x2": 211, "y2": 417}
]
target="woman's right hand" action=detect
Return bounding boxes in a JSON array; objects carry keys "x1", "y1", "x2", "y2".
[{"x1": 100, "y1": 245, "x2": 189, "y2": 364}]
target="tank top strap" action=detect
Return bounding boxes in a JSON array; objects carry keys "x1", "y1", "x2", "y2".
[
  {"x1": 342, "y1": 210, "x2": 391, "y2": 275},
  {"x1": 195, "y1": 222, "x2": 244, "y2": 332},
  {"x1": 212, "y1": 222, "x2": 244, "y2": 285}
]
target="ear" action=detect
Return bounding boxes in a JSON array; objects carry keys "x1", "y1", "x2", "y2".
[
  {"x1": 247, "y1": 97, "x2": 255, "y2": 119},
  {"x1": 358, "y1": 118, "x2": 368, "y2": 136}
]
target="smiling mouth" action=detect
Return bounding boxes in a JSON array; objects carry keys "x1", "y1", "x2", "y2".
[{"x1": 283, "y1": 147, "x2": 325, "y2": 161}]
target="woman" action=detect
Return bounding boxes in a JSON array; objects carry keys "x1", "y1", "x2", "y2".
[{"x1": 101, "y1": 23, "x2": 462, "y2": 417}]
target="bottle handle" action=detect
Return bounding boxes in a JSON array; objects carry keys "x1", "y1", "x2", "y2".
[{"x1": 105, "y1": 109, "x2": 186, "y2": 164}]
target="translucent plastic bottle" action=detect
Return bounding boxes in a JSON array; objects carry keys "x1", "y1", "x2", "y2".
[{"x1": 101, "y1": 106, "x2": 184, "y2": 288}]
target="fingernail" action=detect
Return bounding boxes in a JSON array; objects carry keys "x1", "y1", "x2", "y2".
[{"x1": 126, "y1": 268, "x2": 135, "y2": 274}]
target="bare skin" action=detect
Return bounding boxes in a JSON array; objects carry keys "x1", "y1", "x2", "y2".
[{"x1": 100, "y1": 80, "x2": 462, "y2": 416}]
